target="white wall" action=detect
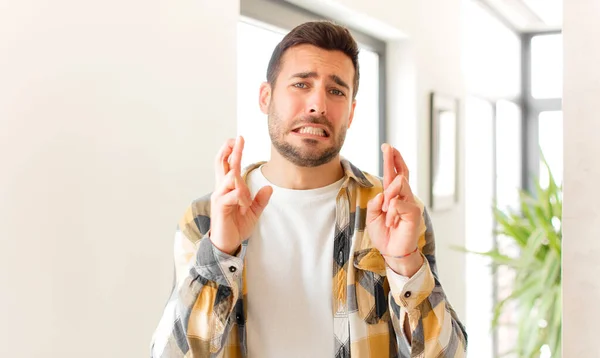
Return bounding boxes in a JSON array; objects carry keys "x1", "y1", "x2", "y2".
[
  {"x1": 563, "y1": 0, "x2": 600, "y2": 356},
  {"x1": 0, "y1": 0, "x2": 238, "y2": 356}
]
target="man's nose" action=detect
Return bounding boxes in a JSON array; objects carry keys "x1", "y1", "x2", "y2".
[{"x1": 306, "y1": 89, "x2": 327, "y2": 116}]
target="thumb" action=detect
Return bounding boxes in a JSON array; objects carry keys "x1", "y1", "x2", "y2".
[
  {"x1": 366, "y1": 192, "x2": 384, "y2": 221},
  {"x1": 250, "y1": 185, "x2": 273, "y2": 217}
]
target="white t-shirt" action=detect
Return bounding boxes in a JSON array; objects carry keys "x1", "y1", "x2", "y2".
[{"x1": 245, "y1": 166, "x2": 344, "y2": 358}]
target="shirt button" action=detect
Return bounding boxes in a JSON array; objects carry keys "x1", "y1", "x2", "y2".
[
  {"x1": 404, "y1": 291, "x2": 412, "y2": 298},
  {"x1": 236, "y1": 314, "x2": 243, "y2": 324},
  {"x1": 229, "y1": 266, "x2": 237, "y2": 273}
]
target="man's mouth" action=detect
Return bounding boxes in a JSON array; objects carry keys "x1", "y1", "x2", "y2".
[{"x1": 292, "y1": 126, "x2": 330, "y2": 138}]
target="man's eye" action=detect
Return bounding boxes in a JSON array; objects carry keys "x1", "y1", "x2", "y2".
[
  {"x1": 294, "y1": 83, "x2": 308, "y2": 88},
  {"x1": 330, "y1": 89, "x2": 345, "y2": 96}
]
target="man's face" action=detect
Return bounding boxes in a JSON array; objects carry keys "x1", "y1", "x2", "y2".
[{"x1": 259, "y1": 44, "x2": 356, "y2": 167}]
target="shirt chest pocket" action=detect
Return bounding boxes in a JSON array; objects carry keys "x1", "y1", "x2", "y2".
[{"x1": 353, "y1": 249, "x2": 391, "y2": 325}]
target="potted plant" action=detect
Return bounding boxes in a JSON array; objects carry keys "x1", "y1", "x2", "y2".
[{"x1": 466, "y1": 157, "x2": 562, "y2": 357}]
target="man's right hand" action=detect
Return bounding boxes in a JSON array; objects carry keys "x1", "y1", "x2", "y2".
[{"x1": 209, "y1": 136, "x2": 273, "y2": 255}]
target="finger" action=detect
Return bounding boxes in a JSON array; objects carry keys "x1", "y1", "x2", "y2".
[
  {"x1": 249, "y1": 185, "x2": 273, "y2": 217},
  {"x1": 213, "y1": 172, "x2": 235, "y2": 198},
  {"x1": 214, "y1": 172, "x2": 252, "y2": 208},
  {"x1": 383, "y1": 175, "x2": 412, "y2": 212},
  {"x1": 383, "y1": 175, "x2": 414, "y2": 209},
  {"x1": 386, "y1": 197, "x2": 400, "y2": 227},
  {"x1": 386, "y1": 208, "x2": 401, "y2": 228},
  {"x1": 366, "y1": 192, "x2": 384, "y2": 220},
  {"x1": 235, "y1": 175, "x2": 253, "y2": 209},
  {"x1": 215, "y1": 138, "x2": 236, "y2": 181},
  {"x1": 217, "y1": 188, "x2": 251, "y2": 209},
  {"x1": 382, "y1": 143, "x2": 395, "y2": 188},
  {"x1": 391, "y1": 147, "x2": 410, "y2": 182},
  {"x1": 213, "y1": 171, "x2": 236, "y2": 196},
  {"x1": 229, "y1": 136, "x2": 245, "y2": 176},
  {"x1": 387, "y1": 198, "x2": 422, "y2": 227}
]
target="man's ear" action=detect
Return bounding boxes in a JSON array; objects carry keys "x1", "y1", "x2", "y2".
[
  {"x1": 259, "y1": 82, "x2": 272, "y2": 115},
  {"x1": 347, "y1": 100, "x2": 356, "y2": 129}
]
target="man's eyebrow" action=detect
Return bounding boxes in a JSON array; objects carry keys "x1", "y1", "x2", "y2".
[
  {"x1": 289, "y1": 71, "x2": 318, "y2": 80},
  {"x1": 289, "y1": 72, "x2": 350, "y2": 91},
  {"x1": 329, "y1": 74, "x2": 350, "y2": 91}
]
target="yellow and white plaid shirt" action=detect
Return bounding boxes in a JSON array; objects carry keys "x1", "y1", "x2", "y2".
[{"x1": 151, "y1": 159, "x2": 467, "y2": 357}]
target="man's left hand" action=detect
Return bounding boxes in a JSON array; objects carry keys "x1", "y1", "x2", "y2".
[{"x1": 366, "y1": 143, "x2": 424, "y2": 278}]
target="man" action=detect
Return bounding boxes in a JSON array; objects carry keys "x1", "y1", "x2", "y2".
[{"x1": 151, "y1": 21, "x2": 467, "y2": 357}]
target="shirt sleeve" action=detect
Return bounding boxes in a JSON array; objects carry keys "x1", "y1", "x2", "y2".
[
  {"x1": 388, "y1": 206, "x2": 468, "y2": 357},
  {"x1": 150, "y1": 202, "x2": 243, "y2": 358}
]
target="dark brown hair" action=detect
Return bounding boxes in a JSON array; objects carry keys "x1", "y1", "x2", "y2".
[{"x1": 266, "y1": 21, "x2": 360, "y2": 99}]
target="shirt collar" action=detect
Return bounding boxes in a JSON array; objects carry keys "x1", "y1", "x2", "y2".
[
  {"x1": 241, "y1": 158, "x2": 376, "y2": 189},
  {"x1": 340, "y1": 158, "x2": 376, "y2": 188}
]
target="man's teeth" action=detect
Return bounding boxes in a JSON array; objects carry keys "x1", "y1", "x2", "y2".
[{"x1": 298, "y1": 127, "x2": 326, "y2": 137}]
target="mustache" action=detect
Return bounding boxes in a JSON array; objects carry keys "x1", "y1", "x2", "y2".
[{"x1": 290, "y1": 115, "x2": 334, "y2": 133}]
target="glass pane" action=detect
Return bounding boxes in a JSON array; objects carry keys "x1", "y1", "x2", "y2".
[
  {"x1": 539, "y1": 111, "x2": 563, "y2": 187},
  {"x1": 494, "y1": 100, "x2": 522, "y2": 357},
  {"x1": 340, "y1": 49, "x2": 380, "y2": 175},
  {"x1": 495, "y1": 100, "x2": 522, "y2": 212},
  {"x1": 463, "y1": 0, "x2": 521, "y2": 99},
  {"x1": 465, "y1": 97, "x2": 495, "y2": 358},
  {"x1": 237, "y1": 21, "x2": 285, "y2": 168},
  {"x1": 531, "y1": 34, "x2": 563, "y2": 99},
  {"x1": 237, "y1": 20, "x2": 381, "y2": 175}
]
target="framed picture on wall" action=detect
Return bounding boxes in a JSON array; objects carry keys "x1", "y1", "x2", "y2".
[{"x1": 429, "y1": 92, "x2": 459, "y2": 211}]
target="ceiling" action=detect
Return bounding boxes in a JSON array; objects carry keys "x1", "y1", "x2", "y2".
[{"x1": 480, "y1": 0, "x2": 562, "y2": 32}]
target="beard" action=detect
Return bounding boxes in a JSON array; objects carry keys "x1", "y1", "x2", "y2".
[{"x1": 268, "y1": 109, "x2": 347, "y2": 168}]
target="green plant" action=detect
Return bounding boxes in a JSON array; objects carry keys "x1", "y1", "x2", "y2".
[{"x1": 466, "y1": 157, "x2": 562, "y2": 357}]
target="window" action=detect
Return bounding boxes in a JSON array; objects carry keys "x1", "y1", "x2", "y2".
[
  {"x1": 465, "y1": 96, "x2": 495, "y2": 358},
  {"x1": 464, "y1": 1, "x2": 563, "y2": 357},
  {"x1": 464, "y1": 97, "x2": 523, "y2": 358},
  {"x1": 340, "y1": 49, "x2": 380, "y2": 175},
  {"x1": 523, "y1": 33, "x2": 562, "y2": 189},
  {"x1": 463, "y1": 2, "x2": 525, "y2": 356},
  {"x1": 494, "y1": 100, "x2": 522, "y2": 357},
  {"x1": 237, "y1": 21, "x2": 285, "y2": 169},
  {"x1": 237, "y1": 17, "x2": 384, "y2": 175},
  {"x1": 495, "y1": 100, "x2": 522, "y2": 212},
  {"x1": 531, "y1": 34, "x2": 563, "y2": 99},
  {"x1": 538, "y1": 111, "x2": 563, "y2": 187}
]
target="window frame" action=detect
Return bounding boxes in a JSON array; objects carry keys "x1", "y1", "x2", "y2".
[
  {"x1": 469, "y1": 2, "x2": 563, "y2": 356},
  {"x1": 520, "y1": 30, "x2": 563, "y2": 192},
  {"x1": 466, "y1": 2, "x2": 524, "y2": 356}
]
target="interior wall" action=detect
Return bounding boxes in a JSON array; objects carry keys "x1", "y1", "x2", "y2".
[
  {"x1": 563, "y1": 0, "x2": 600, "y2": 356},
  {"x1": 0, "y1": 0, "x2": 238, "y2": 356}
]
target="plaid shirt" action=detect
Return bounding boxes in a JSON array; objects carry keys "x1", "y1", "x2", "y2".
[{"x1": 151, "y1": 159, "x2": 467, "y2": 357}]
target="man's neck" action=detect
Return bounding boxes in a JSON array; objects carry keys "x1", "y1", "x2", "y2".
[{"x1": 261, "y1": 152, "x2": 345, "y2": 190}]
